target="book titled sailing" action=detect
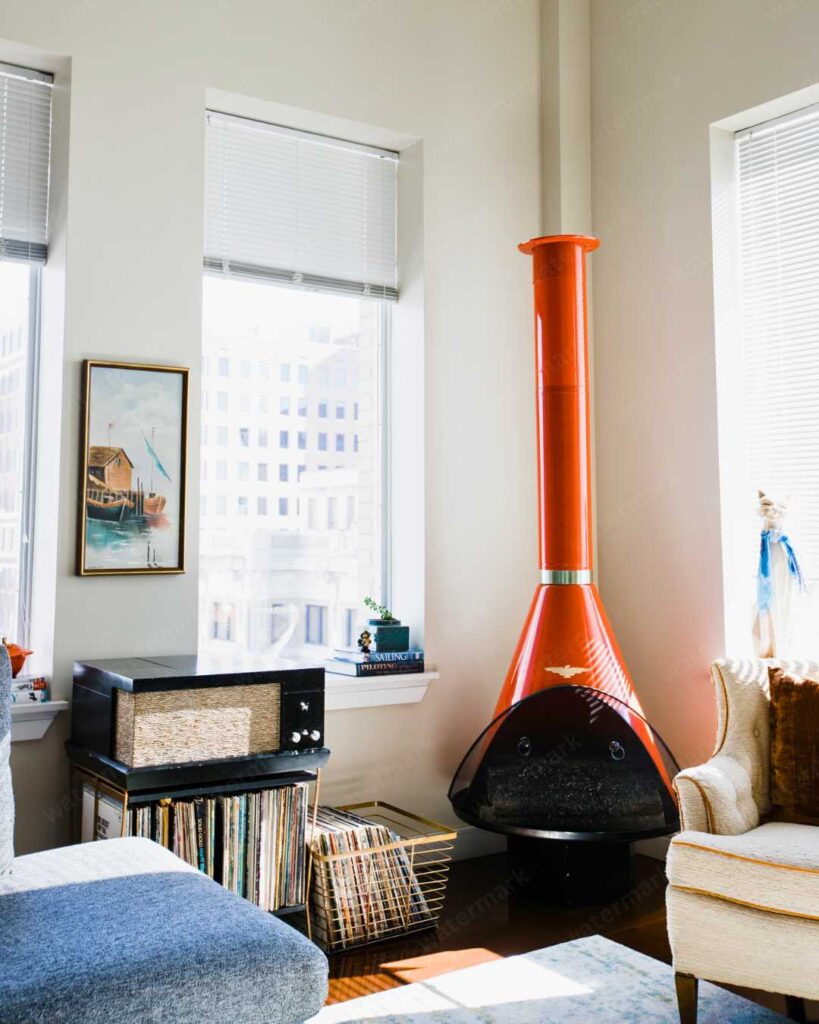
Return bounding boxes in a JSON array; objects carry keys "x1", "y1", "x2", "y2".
[
  {"x1": 325, "y1": 656, "x2": 425, "y2": 677},
  {"x1": 332, "y1": 649, "x2": 424, "y2": 664}
]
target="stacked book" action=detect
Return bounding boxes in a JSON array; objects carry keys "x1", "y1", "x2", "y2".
[
  {"x1": 325, "y1": 649, "x2": 425, "y2": 677},
  {"x1": 10, "y1": 674, "x2": 49, "y2": 703},
  {"x1": 309, "y1": 805, "x2": 432, "y2": 949},
  {"x1": 126, "y1": 783, "x2": 309, "y2": 912}
]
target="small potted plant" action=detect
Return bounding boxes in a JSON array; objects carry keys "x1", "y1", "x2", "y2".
[{"x1": 363, "y1": 597, "x2": 410, "y2": 653}]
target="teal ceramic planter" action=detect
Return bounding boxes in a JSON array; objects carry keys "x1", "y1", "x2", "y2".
[{"x1": 368, "y1": 618, "x2": 410, "y2": 653}]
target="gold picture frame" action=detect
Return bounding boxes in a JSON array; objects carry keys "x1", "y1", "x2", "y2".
[{"x1": 77, "y1": 359, "x2": 189, "y2": 576}]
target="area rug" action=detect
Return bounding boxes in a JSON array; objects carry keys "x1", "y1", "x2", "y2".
[{"x1": 308, "y1": 934, "x2": 786, "y2": 1023}]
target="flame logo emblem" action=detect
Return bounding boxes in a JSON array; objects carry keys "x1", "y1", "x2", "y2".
[{"x1": 545, "y1": 665, "x2": 589, "y2": 679}]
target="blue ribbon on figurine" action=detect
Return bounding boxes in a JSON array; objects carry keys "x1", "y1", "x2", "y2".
[{"x1": 757, "y1": 530, "x2": 805, "y2": 615}]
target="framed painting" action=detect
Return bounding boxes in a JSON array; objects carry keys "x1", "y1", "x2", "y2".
[{"x1": 77, "y1": 360, "x2": 189, "y2": 576}]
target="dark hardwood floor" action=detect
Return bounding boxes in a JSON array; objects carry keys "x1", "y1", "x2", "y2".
[{"x1": 325, "y1": 852, "x2": 814, "y2": 1020}]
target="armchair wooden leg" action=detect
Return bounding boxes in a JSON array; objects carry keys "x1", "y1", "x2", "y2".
[
  {"x1": 674, "y1": 972, "x2": 698, "y2": 1024},
  {"x1": 785, "y1": 996, "x2": 807, "y2": 1023}
]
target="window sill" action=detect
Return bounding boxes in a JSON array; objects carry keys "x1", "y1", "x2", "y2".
[
  {"x1": 11, "y1": 701, "x2": 69, "y2": 743},
  {"x1": 325, "y1": 669, "x2": 438, "y2": 711}
]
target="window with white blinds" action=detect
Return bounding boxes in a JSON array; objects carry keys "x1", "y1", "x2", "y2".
[
  {"x1": 204, "y1": 112, "x2": 398, "y2": 300},
  {"x1": 0, "y1": 62, "x2": 53, "y2": 263},
  {"x1": 735, "y1": 105, "x2": 819, "y2": 580}
]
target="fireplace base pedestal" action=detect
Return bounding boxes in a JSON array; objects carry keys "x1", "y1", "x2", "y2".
[{"x1": 508, "y1": 836, "x2": 635, "y2": 906}]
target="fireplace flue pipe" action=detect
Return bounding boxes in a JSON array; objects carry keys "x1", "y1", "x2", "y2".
[{"x1": 524, "y1": 234, "x2": 597, "y2": 579}]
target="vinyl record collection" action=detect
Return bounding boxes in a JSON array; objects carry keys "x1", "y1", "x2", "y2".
[
  {"x1": 307, "y1": 803, "x2": 456, "y2": 952},
  {"x1": 127, "y1": 783, "x2": 309, "y2": 912}
]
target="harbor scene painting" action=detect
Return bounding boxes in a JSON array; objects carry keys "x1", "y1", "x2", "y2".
[{"x1": 78, "y1": 361, "x2": 188, "y2": 575}]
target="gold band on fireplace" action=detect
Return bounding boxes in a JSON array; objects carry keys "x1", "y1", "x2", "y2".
[{"x1": 541, "y1": 569, "x2": 593, "y2": 585}]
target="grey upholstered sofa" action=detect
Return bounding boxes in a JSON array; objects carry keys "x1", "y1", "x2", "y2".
[{"x1": 0, "y1": 649, "x2": 328, "y2": 1024}]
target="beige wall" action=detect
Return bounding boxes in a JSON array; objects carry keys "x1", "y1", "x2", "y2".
[
  {"x1": 589, "y1": 0, "x2": 819, "y2": 769},
  {"x1": 2, "y1": 0, "x2": 542, "y2": 853}
]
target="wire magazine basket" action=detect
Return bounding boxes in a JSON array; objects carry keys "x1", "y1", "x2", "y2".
[{"x1": 306, "y1": 801, "x2": 456, "y2": 953}]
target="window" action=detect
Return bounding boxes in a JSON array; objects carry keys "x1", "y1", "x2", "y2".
[
  {"x1": 212, "y1": 602, "x2": 235, "y2": 641},
  {"x1": 258, "y1": 462, "x2": 269, "y2": 482},
  {"x1": 216, "y1": 426, "x2": 227, "y2": 445},
  {"x1": 258, "y1": 428, "x2": 268, "y2": 447},
  {"x1": 217, "y1": 391, "x2": 228, "y2": 411},
  {"x1": 238, "y1": 496, "x2": 248, "y2": 515},
  {"x1": 0, "y1": 64, "x2": 52, "y2": 643},
  {"x1": 343, "y1": 608, "x2": 356, "y2": 648},
  {"x1": 257, "y1": 496, "x2": 268, "y2": 515},
  {"x1": 201, "y1": 112, "x2": 397, "y2": 659},
  {"x1": 270, "y1": 602, "x2": 290, "y2": 643},
  {"x1": 305, "y1": 604, "x2": 327, "y2": 645},
  {"x1": 238, "y1": 462, "x2": 249, "y2": 482},
  {"x1": 218, "y1": 357, "x2": 229, "y2": 377},
  {"x1": 215, "y1": 460, "x2": 227, "y2": 481},
  {"x1": 239, "y1": 427, "x2": 249, "y2": 446},
  {"x1": 716, "y1": 102, "x2": 819, "y2": 654},
  {"x1": 216, "y1": 495, "x2": 227, "y2": 515},
  {"x1": 335, "y1": 434, "x2": 345, "y2": 452}
]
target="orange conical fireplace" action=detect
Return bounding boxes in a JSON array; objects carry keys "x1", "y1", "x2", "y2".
[{"x1": 449, "y1": 235, "x2": 678, "y2": 904}]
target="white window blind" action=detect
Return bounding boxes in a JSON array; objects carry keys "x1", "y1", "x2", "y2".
[
  {"x1": 0, "y1": 62, "x2": 52, "y2": 263},
  {"x1": 736, "y1": 105, "x2": 819, "y2": 578},
  {"x1": 204, "y1": 111, "x2": 398, "y2": 300}
]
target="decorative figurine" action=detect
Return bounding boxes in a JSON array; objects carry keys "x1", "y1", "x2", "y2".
[
  {"x1": 357, "y1": 629, "x2": 373, "y2": 654},
  {"x1": 752, "y1": 490, "x2": 805, "y2": 658}
]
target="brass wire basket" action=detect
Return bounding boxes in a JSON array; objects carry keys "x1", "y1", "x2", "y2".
[{"x1": 306, "y1": 802, "x2": 457, "y2": 953}]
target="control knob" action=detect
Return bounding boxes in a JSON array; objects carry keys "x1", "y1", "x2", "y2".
[
  {"x1": 289, "y1": 732, "x2": 302, "y2": 744},
  {"x1": 309, "y1": 730, "x2": 321, "y2": 743}
]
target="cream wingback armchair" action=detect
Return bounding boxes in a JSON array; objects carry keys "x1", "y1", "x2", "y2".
[{"x1": 666, "y1": 659, "x2": 819, "y2": 1024}]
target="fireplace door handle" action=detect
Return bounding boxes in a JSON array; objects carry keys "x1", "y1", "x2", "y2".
[{"x1": 609, "y1": 740, "x2": 625, "y2": 761}]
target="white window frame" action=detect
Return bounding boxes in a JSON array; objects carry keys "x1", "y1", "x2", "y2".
[
  {"x1": 201, "y1": 89, "x2": 426, "y2": 663},
  {"x1": 711, "y1": 85, "x2": 819, "y2": 655},
  {"x1": 16, "y1": 264, "x2": 42, "y2": 644}
]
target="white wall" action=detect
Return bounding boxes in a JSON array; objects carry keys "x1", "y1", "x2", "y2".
[
  {"x1": 1, "y1": 0, "x2": 541, "y2": 853},
  {"x1": 589, "y1": 0, "x2": 819, "y2": 770}
]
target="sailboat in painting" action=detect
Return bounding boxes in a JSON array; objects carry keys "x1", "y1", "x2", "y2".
[
  {"x1": 85, "y1": 428, "x2": 170, "y2": 523},
  {"x1": 142, "y1": 428, "x2": 170, "y2": 517}
]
